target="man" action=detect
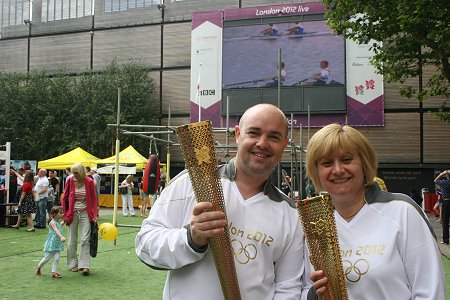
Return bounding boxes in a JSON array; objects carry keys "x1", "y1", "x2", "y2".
[
  {"x1": 286, "y1": 21, "x2": 304, "y2": 35},
  {"x1": 34, "y1": 168, "x2": 49, "y2": 229},
  {"x1": 15, "y1": 168, "x2": 24, "y2": 188},
  {"x1": 136, "y1": 104, "x2": 307, "y2": 299},
  {"x1": 8, "y1": 168, "x2": 18, "y2": 203},
  {"x1": 435, "y1": 170, "x2": 450, "y2": 244},
  {"x1": 12, "y1": 167, "x2": 24, "y2": 212},
  {"x1": 48, "y1": 170, "x2": 60, "y2": 205},
  {"x1": 311, "y1": 60, "x2": 331, "y2": 85},
  {"x1": 64, "y1": 167, "x2": 73, "y2": 183},
  {"x1": 281, "y1": 174, "x2": 291, "y2": 197},
  {"x1": 261, "y1": 23, "x2": 279, "y2": 36},
  {"x1": 263, "y1": 62, "x2": 286, "y2": 87},
  {"x1": 90, "y1": 167, "x2": 101, "y2": 197},
  {"x1": 305, "y1": 180, "x2": 316, "y2": 198}
]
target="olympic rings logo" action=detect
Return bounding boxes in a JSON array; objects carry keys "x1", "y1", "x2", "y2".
[
  {"x1": 231, "y1": 239, "x2": 257, "y2": 264},
  {"x1": 342, "y1": 259, "x2": 369, "y2": 282}
]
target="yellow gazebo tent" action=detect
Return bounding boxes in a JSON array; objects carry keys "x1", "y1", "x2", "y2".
[
  {"x1": 38, "y1": 147, "x2": 99, "y2": 170},
  {"x1": 95, "y1": 145, "x2": 147, "y2": 170}
]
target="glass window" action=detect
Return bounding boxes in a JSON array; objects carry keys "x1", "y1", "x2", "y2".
[
  {"x1": 0, "y1": 0, "x2": 30, "y2": 27},
  {"x1": 104, "y1": 0, "x2": 161, "y2": 13},
  {"x1": 41, "y1": 0, "x2": 94, "y2": 22}
]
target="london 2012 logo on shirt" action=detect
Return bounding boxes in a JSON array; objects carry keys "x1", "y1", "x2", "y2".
[
  {"x1": 342, "y1": 258, "x2": 370, "y2": 282},
  {"x1": 231, "y1": 240, "x2": 257, "y2": 264}
]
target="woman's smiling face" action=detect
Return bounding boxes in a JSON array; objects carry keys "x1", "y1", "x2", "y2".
[{"x1": 317, "y1": 148, "x2": 365, "y2": 200}]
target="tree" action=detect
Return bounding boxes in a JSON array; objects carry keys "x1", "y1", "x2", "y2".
[
  {"x1": 323, "y1": 0, "x2": 450, "y2": 120},
  {"x1": 0, "y1": 60, "x2": 159, "y2": 161}
]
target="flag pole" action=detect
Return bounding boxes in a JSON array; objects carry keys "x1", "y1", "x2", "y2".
[{"x1": 196, "y1": 63, "x2": 202, "y2": 121}]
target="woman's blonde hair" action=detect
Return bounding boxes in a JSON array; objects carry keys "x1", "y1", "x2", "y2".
[
  {"x1": 126, "y1": 174, "x2": 133, "y2": 182},
  {"x1": 305, "y1": 124, "x2": 378, "y2": 191},
  {"x1": 71, "y1": 162, "x2": 87, "y2": 182}
]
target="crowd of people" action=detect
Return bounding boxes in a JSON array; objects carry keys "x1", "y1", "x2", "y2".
[
  {"x1": 6, "y1": 164, "x2": 101, "y2": 277},
  {"x1": 5, "y1": 162, "x2": 168, "y2": 279}
]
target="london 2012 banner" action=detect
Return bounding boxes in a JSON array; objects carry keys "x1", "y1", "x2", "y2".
[
  {"x1": 346, "y1": 38, "x2": 384, "y2": 126},
  {"x1": 190, "y1": 2, "x2": 384, "y2": 127},
  {"x1": 190, "y1": 10, "x2": 223, "y2": 124}
]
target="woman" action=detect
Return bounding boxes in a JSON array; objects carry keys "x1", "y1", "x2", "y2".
[
  {"x1": 138, "y1": 181, "x2": 148, "y2": 217},
  {"x1": 304, "y1": 124, "x2": 444, "y2": 299},
  {"x1": 11, "y1": 170, "x2": 36, "y2": 231},
  {"x1": 62, "y1": 162, "x2": 98, "y2": 275},
  {"x1": 120, "y1": 175, "x2": 135, "y2": 217}
]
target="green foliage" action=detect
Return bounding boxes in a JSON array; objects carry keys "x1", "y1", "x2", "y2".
[
  {"x1": 323, "y1": 0, "x2": 450, "y2": 120},
  {"x1": 0, "y1": 60, "x2": 159, "y2": 161}
]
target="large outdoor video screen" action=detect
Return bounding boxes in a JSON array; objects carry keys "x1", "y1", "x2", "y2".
[
  {"x1": 222, "y1": 20, "x2": 345, "y2": 89},
  {"x1": 191, "y1": 3, "x2": 384, "y2": 126}
]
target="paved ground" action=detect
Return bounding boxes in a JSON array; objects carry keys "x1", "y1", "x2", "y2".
[
  {"x1": 428, "y1": 212, "x2": 450, "y2": 259},
  {"x1": 99, "y1": 207, "x2": 117, "y2": 217},
  {"x1": 98, "y1": 207, "x2": 450, "y2": 259}
]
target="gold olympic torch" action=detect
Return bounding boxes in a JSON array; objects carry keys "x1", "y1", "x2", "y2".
[
  {"x1": 297, "y1": 195, "x2": 348, "y2": 300},
  {"x1": 177, "y1": 121, "x2": 241, "y2": 300}
]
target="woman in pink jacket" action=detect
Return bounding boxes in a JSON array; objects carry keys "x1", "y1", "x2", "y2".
[{"x1": 62, "y1": 162, "x2": 98, "y2": 275}]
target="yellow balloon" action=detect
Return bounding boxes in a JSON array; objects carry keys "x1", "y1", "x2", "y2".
[{"x1": 99, "y1": 223, "x2": 118, "y2": 241}]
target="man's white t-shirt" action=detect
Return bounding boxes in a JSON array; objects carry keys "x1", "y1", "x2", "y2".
[
  {"x1": 136, "y1": 171, "x2": 306, "y2": 300},
  {"x1": 34, "y1": 176, "x2": 49, "y2": 200}
]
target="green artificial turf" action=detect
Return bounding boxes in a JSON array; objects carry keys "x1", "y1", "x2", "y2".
[
  {"x1": 443, "y1": 256, "x2": 450, "y2": 299},
  {"x1": 1, "y1": 213, "x2": 449, "y2": 299},
  {"x1": 0, "y1": 214, "x2": 166, "y2": 300}
]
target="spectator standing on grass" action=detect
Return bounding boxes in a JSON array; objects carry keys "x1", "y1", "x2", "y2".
[
  {"x1": 434, "y1": 170, "x2": 450, "y2": 245},
  {"x1": 12, "y1": 167, "x2": 24, "y2": 213},
  {"x1": 138, "y1": 181, "x2": 148, "y2": 218},
  {"x1": 158, "y1": 172, "x2": 167, "y2": 195},
  {"x1": 8, "y1": 169, "x2": 17, "y2": 203},
  {"x1": 46, "y1": 184, "x2": 55, "y2": 222},
  {"x1": 121, "y1": 175, "x2": 135, "y2": 217},
  {"x1": 11, "y1": 170, "x2": 36, "y2": 231},
  {"x1": 48, "y1": 170, "x2": 60, "y2": 205},
  {"x1": 85, "y1": 166, "x2": 94, "y2": 179},
  {"x1": 62, "y1": 162, "x2": 98, "y2": 275},
  {"x1": 35, "y1": 206, "x2": 66, "y2": 278},
  {"x1": 90, "y1": 168, "x2": 101, "y2": 198},
  {"x1": 64, "y1": 167, "x2": 73, "y2": 183},
  {"x1": 34, "y1": 169, "x2": 49, "y2": 229}
]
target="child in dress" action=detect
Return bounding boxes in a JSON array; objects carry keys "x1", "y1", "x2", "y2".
[{"x1": 35, "y1": 206, "x2": 66, "y2": 278}]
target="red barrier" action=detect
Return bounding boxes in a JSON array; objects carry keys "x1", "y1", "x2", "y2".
[{"x1": 423, "y1": 192, "x2": 439, "y2": 214}]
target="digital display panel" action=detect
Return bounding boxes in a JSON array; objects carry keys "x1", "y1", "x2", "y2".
[{"x1": 222, "y1": 20, "x2": 345, "y2": 90}]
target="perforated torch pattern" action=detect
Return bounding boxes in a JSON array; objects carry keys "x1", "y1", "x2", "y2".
[
  {"x1": 177, "y1": 121, "x2": 242, "y2": 300},
  {"x1": 297, "y1": 195, "x2": 348, "y2": 300}
]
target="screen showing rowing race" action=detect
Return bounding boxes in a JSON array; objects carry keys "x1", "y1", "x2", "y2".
[{"x1": 222, "y1": 20, "x2": 345, "y2": 89}]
